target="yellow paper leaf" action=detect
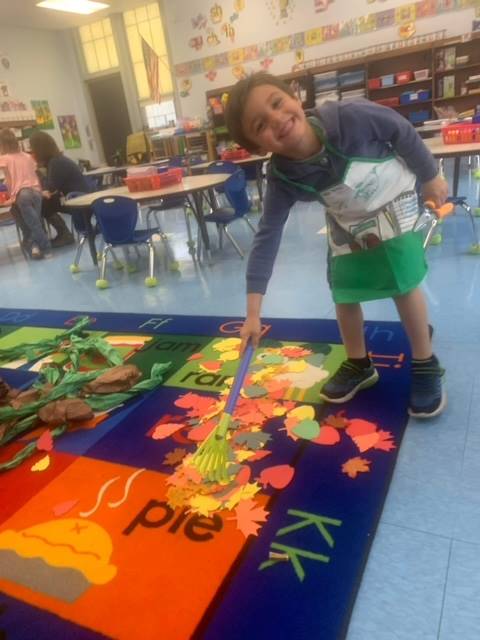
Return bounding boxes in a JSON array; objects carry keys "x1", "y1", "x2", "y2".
[
  {"x1": 287, "y1": 405, "x2": 315, "y2": 421},
  {"x1": 225, "y1": 482, "x2": 261, "y2": 509},
  {"x1": 273, "y1": 406, "x2": 288, "y2": 416},
  {"x1": 287, "y1": 360, "x2": 307, "y2": 373},
  {"x1": 31, "y1": 454, "x2": 50, "y2": 472},
  {"x1": 189, "y1": 494, "x2": 222, "y2": 516},
  {"x1": 235, "y1": 449, "x2": 255, "y2": 462},
  {"x1": 219, "y1": 350, "x2": 240, "y2": 362},
  {"x1": 213, "y1": 338, "x2": 242, "y2": 352}
]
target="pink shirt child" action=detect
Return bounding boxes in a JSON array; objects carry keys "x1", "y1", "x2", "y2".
[{"x1": 0, "y1": 152, "x2": 41, "y2": 199}]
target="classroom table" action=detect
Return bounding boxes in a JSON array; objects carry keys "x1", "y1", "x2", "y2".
[
  {"x1": 191, "y1": 153, "x2": 271, "y2": 202},
  {"x1": 84, "y1": 159, "x2": 170, "y2": 187},
  {"x1": 424, "y1": 137, "x2": 480, "y2": 196},
  {"x1": 64, "y1": 173, "x2": 231, "y2": 265}
]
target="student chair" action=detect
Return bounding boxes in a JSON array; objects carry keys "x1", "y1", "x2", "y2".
[
  {"x1": 92, "y1": 195, "x2": 159, "y2": 288},
  {"x1": 200, "y1": 167, "x2": 257, "y2": 258}
]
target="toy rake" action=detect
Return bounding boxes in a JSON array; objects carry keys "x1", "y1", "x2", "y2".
[
  {"x1": 416, "y1": 199, "x2": 454, "y2": 248},
  {"x1": 192, "y1": 342, "x2": 255, "y2": 483}
]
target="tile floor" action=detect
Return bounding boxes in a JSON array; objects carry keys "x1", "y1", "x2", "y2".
[{"x1": 0, "y1": 161, "x2": 479, "y2": 639}]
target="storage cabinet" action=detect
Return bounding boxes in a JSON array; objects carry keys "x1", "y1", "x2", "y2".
[{"x1": 205, "y1": 31, "x2": 480, "y2": 150}]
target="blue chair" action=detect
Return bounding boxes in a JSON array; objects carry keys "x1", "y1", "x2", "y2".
[
  {"x1": 92, "y1": 196, "x2": 159, "y2": 288},
  {"x1": 201, "y1": 167, "x2": 257, "y2": 258}
]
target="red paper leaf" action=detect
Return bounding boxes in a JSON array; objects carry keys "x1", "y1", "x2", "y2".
[
  {"x1": 151, "y1": 422, "x2": 185, "y2": 440},
  {"x1": 342, "y1": 456, "x2": 371, "y2": 478},
  {"x1": 312, "y1": 425, "x2": 341, "y2": 445},
  {"x1": 187, "y1": 420, "x2": 217, "y2": 441},
  {"x1": 280, "y1": 346, "x2": 312, "y2": 358},
  {"x1": 234, "y1": 499, "x2": 269, "y2": 537},
  {"x1": 235, "y1": 465, "x2": 251, "y2": 485},
  {"x1": 188, "y1": 352, "x2": 204, "y2": 361},
  {"x1": 374, "y1": 430, "x2": 396, "y2": 451},
  {"x1": 346, "y1": 418, "x2": 378, "y2": 437},
  {"x1": 258, "y1": 464, "x2": 295, "y2": 489},
  {"x1": 37, "y1": 430, "x2": 53, "y2": 452}
]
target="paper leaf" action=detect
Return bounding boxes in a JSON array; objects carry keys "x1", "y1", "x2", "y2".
[
  {"x1": 292, "y1": 419, "x2": 320, "y2": 440},
  {"x1": 235, "y1": 465, "x2": 251, "y2": 485},
  {"x1": 234, "y1": 431, "x2": 271, "y2": 449},
  {"x1": 37, "y1": 430, "x2": 54, "y2": 452},
  {"x1": 187, "y1": 420, "x2": 217, "y2": 442},
  {"x1": 188, "y1": 352, "x2": 204, "y2": 361},
  {"x1": 249, "y1": 449, "x2": 272, "y2": 462},
  {"x1": 312, "y1": 425, "x2": 341, "y2": 446},
  {"x1": 287, "y1": 405, "x2": 315, "y2": 421},
  {"x1": 324, "y1": 411, "x2": 348, "y2": 429},
  {"x1": 163, "y1": 448, "x2": 187, "y2": 466},
  {"x1": 31, "y1": 454, "x2": 51, "y2": 472},
  {"x1": 258, "y1": 464, "x2": 295, "y2": 489},
  {"x1": 225, "y1": 482, "x2": 261, "y2": 509},
  {"x1": 199, "y1": 360, "x2": 222, "y2": 372},
  {"x1": 342, "y1": 456, "x2": 371, "y2": 479},
  {"x1": 189, "y1": 494, "x2": 222, "y2": 516},
  {"x1": 346, "y1": 418, "x2": 378, "y2": 437},
  {"x1": 151, "y1": 422, "x2": 185, "y2": 440},
  {"x1": 351, "y1": 432, "x2": 380, "y2": 453},
  {"x1": 234, "y1": 499, "x2": 269, "y2": 537},
  {"x1": 374, "y1": 430, "x2": 396, "y2": 451},
  {"x1": 280, "y1": 346, "x2": 312, "y2": 358},
  {"x1": 53, "y1": 499, "x2": 79, "y2": 517}
]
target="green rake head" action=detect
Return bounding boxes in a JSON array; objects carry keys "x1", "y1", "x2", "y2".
[{"x1": 192, "y1": 413, "x2": 232, "y2": 483}]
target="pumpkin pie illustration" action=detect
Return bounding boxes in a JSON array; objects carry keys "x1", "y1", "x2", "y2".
[{"x1": 0, "y1": 518, "x2": 117, "y2": 602}]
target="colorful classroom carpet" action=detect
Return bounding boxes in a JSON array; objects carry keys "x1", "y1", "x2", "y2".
[{"x1": 0, "y1": 307, "x2": 412, "y2": 640}]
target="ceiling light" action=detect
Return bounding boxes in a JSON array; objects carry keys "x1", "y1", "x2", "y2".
[{"x1": 36, "y1": 0, "x2": 110, "y2": 15}]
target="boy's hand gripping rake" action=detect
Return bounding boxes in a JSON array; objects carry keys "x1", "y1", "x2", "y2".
[
  {"x1": 415, "y1": 199, "x2": 454, "y2": 248},
  {"x1": 192, "y1": 343, "x2": 255, "y2": 483}
]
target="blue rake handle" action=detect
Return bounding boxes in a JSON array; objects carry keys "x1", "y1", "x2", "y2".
[{"x1": 224, "y1": 342, "x2": 255, "y2": 416}]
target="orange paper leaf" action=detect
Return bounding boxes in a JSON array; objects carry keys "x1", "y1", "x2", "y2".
[
  {"x1": 346, "y1": 418, "x2": 378, "y2": 437},
  {"x1": 234, "y1": 499, "x2": 269, "y2": 537},
  {"x1": 351, "y1": 432, "x2": 380, "y2": 453},
  {"x1": 258, "y1": 464, "x2": 295, "y2": 489},
  {"x1": 312, "y1": 425, "x2": 341, "y2": 445},
  {"x1": 342, "y1": 456, "x2": 371, "y2": 479},
  {"x1": 374, "y1": 430, "x2": 396, "y2": 451},
  {"x1": 151, "y1": 422, "x2": 185, "y2": 440}
]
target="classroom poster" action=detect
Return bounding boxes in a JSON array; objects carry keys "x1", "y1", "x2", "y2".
[
  {"x1": 57, "y1": 115, "x2": 81, "y2": 149},
  {"x1": 31, "y1": 100, "x2": 54, "y2": 130}
]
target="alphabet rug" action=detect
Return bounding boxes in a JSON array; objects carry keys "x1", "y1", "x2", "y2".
[{"x1": 0, "y1": 308, "x2": 411, "y2": 640}]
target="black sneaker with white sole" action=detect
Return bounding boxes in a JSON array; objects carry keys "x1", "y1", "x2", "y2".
[
  {"x1": 319, "y1": 361, "x2": 379, "y2": 403},
  {"x1": 408, "y1": 354, "x2": 446, "y2": 418}
]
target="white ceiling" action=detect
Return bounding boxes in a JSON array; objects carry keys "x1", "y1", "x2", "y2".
[{"x1": 0, "y1": 0, "x2": 154, "y2": 31}]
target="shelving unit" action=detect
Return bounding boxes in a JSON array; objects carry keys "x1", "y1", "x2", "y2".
[{"x1": 205, "y1": 31, "x2": 480, "y2": 151}]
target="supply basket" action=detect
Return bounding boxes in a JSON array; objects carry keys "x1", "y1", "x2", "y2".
[
  {"x1": 124, "y1": 168, "x2": 183, "y2": 192},
  {"x1": 220, "y1": 148, "x2": 251, "y2": 160},
  {"x1": 442, "y1": 122, "x2": 480, "y2": 144}
]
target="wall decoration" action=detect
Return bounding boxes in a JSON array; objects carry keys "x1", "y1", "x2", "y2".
[
  {"x1": 260, "y1": 57, "x2": 274, "y2": 69},
  {"x1": 31, "y1": 100, "x2": 54, "y2": 130},
  {"x1": 234, "y1": 0, "x2": 245, "y2": 11},
  {"x1": 207, "y1": 29, "x2": 221, "y2": 46},
  {"x1": 222, "y1": 23, "x2": 236, "y2": 42},
  {"x1": 266, "y1": 0, "x2": 296, "y2": 25},
  {"x1": 57, "y1": 115, "x2": 81, "y2": 149},
  {"x1": 230, "y1": 12, "x2": 239, "y2": 22},
  {"x1": 179, "y1": 79, "x2": 192, "y2": 97},
  {"x1": 191, "y1": 13, "x2": 207, "y2": 29},
  {"x1": 399, "y1": 21, "x2": 416, "y2": 38},
  {"x1": 203, "y1": 56, "x2": 217, "y2": 71},
  {"x1": 314, "y1": 0, "x2": 334, "y2": 11},
  {"x1": 205, "y1": 70, "x2": 218, "y2": 81},
  {"x1": 0, "y1": 82, "x2": 9, "y2": 98},
  {"x1": 175, "y1": 0, "x2": 475, "y2": 80},
  {"x1": 232, "y1": 65, "x2": 247, "y2": 80},
  {"x1": 189, "y1": 36, "x2": 204, "y2": 51},
  {"x1": 295, "y1": 49, "x2": 305, "y2": 64},
  {"x1": 210, "y1": 3, "x2": 223, "y2": 23}
]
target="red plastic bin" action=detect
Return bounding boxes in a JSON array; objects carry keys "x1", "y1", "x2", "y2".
[
  {"x1": 442, "y1": 122, "x2": 480, "y2": 144},
  {"x1": 368, "y1": 77, "x2": 382, "y2": 90},
  {"x1": 395, "y1": 70, "x2": 413, "y2": 84},
  {"x1": 124, "y1": 168, "x2": 183, "y2": 192},
  {"x1": 220, "y1": 148, "x2": 251, "y2": 160},
  {"x1": 375, "y1": 97, "x2": 400, "y2": 107}
]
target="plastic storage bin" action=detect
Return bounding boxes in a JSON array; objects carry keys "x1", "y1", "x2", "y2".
[
  {"x1": 400, "y1": 89, "x2": 431, "y2": 104},
  {"x1": 414, "y1": 69, "x2": 430, "y2": 80},
  {"x1": 375, "y1": 97, "x2": 400, "y2": 107},
  {"x1": 395, "y1": 70, "x2": 413, "y2": 84},
  {"x1": 381, "y1": 74, "x2": 395, "y2": 87},
  {"x1": 124, "y1": 168, "x2": 183, "y2": 192},
  {"x1": 408, "y1": 110, "x2": 430, "y2": 124},
  {"x1": 442, "y1": 122, "x2": 480, "y2": 144},
  {"x1": 338, "y1": 70, "x2": 365, "y2": 87},
  {"x1": 221, "y1": 148, "x2": 251, "y2": 160},
  {"x1": 368, "y1": 78, "x2": 382, "y2": 90}
]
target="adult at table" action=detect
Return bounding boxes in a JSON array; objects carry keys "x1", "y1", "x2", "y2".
[{"x1": 29, "y1": 131, "x2": 90, "y2": 247}]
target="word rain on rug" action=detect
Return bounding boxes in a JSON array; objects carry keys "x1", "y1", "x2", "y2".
[{"x1": 0, "y1": 308, "x2": 411, "y2": 640}]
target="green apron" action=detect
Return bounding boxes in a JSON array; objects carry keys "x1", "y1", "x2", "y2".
[{"x1": 272, "y1": 129, "x2": 427, "y2": 303}]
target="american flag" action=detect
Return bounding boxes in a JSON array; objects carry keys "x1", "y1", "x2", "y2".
[{"x1": 141, "y1": 37, "x2": 161, "y2": 103}]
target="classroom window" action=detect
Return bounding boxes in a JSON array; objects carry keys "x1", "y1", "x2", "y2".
[
  {"x1": 144, "y1": 100, "x2": 176, "y2": 129},
  {"x1": 79, "y1": 18, "x2": 118, "y2": 73},
  {"x1": 123, "y1": 2, "x2": 174, "y2": 103}
]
